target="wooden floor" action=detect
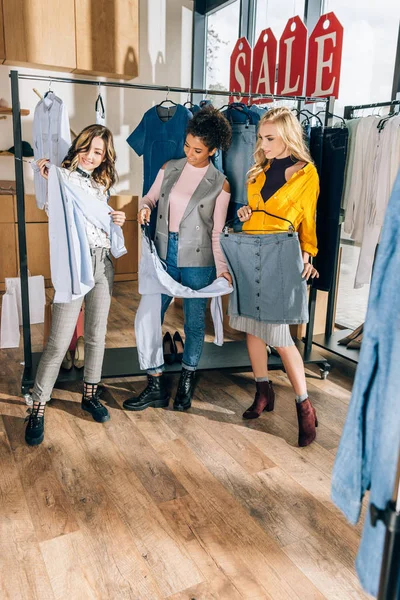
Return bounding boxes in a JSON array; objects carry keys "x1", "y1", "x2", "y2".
[{"x1": 0, "y1": 282, "x2": 371, "y2": 600}]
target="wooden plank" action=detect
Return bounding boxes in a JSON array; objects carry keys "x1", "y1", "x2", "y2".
[
  {"x1": 74, "y1": 0, "x2": 139, "y2": 79},
  {"x1": 41, "y1": 402, "x2": 164, "y2": 599},
  {"x1": 3, "y1": 410, "x2": 80, "y2": 543},
  {"x1": 110, "y1": 194, "x2": 138, "y2": 221},
  {"x1": 23, "y1": 194, "x2": 48, "y2": 223},
  {"x1": 114, "y1": 220, "x2": 138, "y2": 275},
  {"x1": 0, "y1": 107, "x2": 30, "y2": 116},
  {"x1": 0, "y1": 429, "x2": 55, "y2": 599},
  {"x1": 3, "y1": 0, "x2": 76, "y2": 71},
  {"x1": 0, "y1": 0, "x2": 4, "y2": 63},
  {"x1": 0, "y1": 222, "x2": 17, "y2": 283},
  {"x1": 61, "y1": 395, "x2": 203, "y2": 597},
  {"x1": 0, "y1": 194, "x2": 15, "y2": 222}
]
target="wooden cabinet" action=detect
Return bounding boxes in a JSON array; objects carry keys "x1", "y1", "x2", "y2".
[
  {"x1": 0, "y1": 192, "x2": 139, "y2": 291},
  {"x1": 0, "y1": 0, "x2": 5, "y2": 64},
  {"x1": 74, "y1": 0, "x2": 139, "y2": 79},
  {"x1": 3, "y1": 0, "x2": 76, "y2": 71}
]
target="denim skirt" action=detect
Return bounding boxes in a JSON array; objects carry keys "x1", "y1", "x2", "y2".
[{"x1": 220, "y1": 231, "x2": 308, "y2": 325}]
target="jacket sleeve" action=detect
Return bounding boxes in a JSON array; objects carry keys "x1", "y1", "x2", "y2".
[{"x1": 298, "y1": 173, "x2": 319, "y2": 257}]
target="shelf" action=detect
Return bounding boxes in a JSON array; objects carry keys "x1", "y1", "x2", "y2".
[
  {"x1": 0, "y1": 152, "x2": 13, "y2": 157},
  {"x1": 0, "y1": 107, "x2": 30, "y2": 116},
  {"x1": 313, "y1": 329, "x2": 361, "y2": 364}
]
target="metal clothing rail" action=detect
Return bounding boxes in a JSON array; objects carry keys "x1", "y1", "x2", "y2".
[
  {"x1": 9, "y1": 69, "x2": 330, "y2": 395},
  {"x1": 313, "y1": 98, "x2": 400, "y2": 368},
  {"x1": 372, "y1": 447, "x2": 400, "y2": 600},
  {"x1": 14, "y1": 72, "x2": 330, "y2": 103},
  {"x1": 344, "y1": 99, "x2": 400, "y2": 120}
]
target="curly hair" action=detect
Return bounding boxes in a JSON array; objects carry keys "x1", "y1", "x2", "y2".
[
  {"x1": 186, "y1": 106, "x2": 232, "y2": 151},
  {"x1": 62, "y1": 124, "x2": 117, "y2": 191}
]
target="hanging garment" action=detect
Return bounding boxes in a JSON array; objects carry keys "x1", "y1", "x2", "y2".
[
  {"x1": 32, "y1": 92, "x2": 71, "y2": 209},
  {"x1": 220, "y1": 232, "x2": 308, "y2": 324},
  {"x1": 127, "y1": 104, "x2": 192, "y2": 237},
  {"x1": 222, "y1": 103, "x2": 267, "y2": 225},
  {"x1": 313, "y1": 126, "x2": 349, "y2": 292},
  {"x1": 47, "y1": 166, "x2": 126, "y2": 303},
  {"x1": 95, "y1": 93, "x2": 106, "y2": 125},
  {"x1": 309, "y1": 126, "x2": 323, "y2": 175},
  {"x1": 354, "y1": 115, "x2": 400, "y2": 288},
  {"x1": 331, "y1": 169, "x2": 400, "y2": 598},
  {"x1": 135, "y1": 232, "x2": 232, "y2": 371},
  {"x1": 341, "y1": 118, "x2": 361, "y2": 211}
]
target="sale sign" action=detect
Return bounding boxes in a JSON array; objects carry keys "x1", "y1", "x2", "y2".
[
  {"x1": 306, "y1": 12, "x2": 344, "y2": 98},
  {"x1": 277, "y1": 16, "x2": 307, "y2": 97},
  {"x1": 251, "y1": 28, "x2": 277, "y2": 104},
  {"x1": 229, "y1": 37, "x2": 252, "y2": 104},
  {"x1": 229, "y1": 13, "x2": 344, "y2": 100}
]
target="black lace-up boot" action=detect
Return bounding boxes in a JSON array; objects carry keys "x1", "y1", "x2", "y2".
[
  {"x1": 123, "y1": 375, "x2": 169, "y2": 411},
  {"x1": 25, "y1": 403, "x2": 46, "y2": 446},
  {"x1": 81, "y1": 382, "x2": 110, "y2": 422},
  {"x1": 173, "y1": 368, "x2": 196, "y2": 411}
]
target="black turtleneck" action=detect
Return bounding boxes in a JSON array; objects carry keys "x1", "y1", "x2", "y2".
[{"x1": 261, "y1": 155, "x2": 297, "y2": 202}]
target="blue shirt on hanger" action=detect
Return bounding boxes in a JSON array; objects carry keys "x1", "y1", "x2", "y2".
[{"x1": 127, "y1": 104, "x2": 192, "y2": 196}]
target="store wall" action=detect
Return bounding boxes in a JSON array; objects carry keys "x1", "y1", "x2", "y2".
[{"x1": 0, "y1": 0, "x2": 193, "y2": 196}]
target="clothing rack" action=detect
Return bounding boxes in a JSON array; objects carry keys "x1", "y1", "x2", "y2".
[
  {"x1": 313, "y1": 98, "x2": 399, "y2": 367},
  {"x1": 8, "y1": 69, "x2": 331, "y2": 396}
]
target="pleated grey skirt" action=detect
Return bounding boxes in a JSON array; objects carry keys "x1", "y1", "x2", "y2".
[{"x1": 229, "y1": 315, "x2": 295, "y2": 347}]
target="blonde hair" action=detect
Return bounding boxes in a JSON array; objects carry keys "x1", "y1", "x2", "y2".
[
  {"x1": 62, "y1": 124, "x2": 117, "y2": 191},
  {"x1": 247, "y1": 107, "x2": 313, "y2": 184}
]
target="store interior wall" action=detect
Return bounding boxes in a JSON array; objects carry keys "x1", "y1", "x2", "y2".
[{"x1": 0, "y1": 0, "x2": 194, "y2": 197}]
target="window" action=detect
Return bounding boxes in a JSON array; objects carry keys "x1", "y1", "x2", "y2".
[
  {"x1": 205, "y1": 0, "x2": 240, "y2": 107},
  {"x1": 255, "y1": 0, "x2": 306, "y2": 41}
]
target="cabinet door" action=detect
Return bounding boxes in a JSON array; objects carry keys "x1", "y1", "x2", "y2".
[
  {"x1": 0, "y1": 223, "x2": 17, "y2": 286},
  {"x1": 0, "y1": 0, "x2": 5, "y2": 63},
  {"x1": 15, "y1": 223, "x2": 51, "y2": 281},
  {"x1": 3, "y1": 0, "x2": 76, "y2": 71},
  {"x1": 74, "y1": 0, "x2": 139, "y2": 79}
]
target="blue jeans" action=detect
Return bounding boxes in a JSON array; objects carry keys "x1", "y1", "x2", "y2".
[{"x1": 148, "y1": 233, "x2": 216, "y2": 374}]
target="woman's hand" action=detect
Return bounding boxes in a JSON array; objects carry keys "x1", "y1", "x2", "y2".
[
  {"x1": 111, "y1": 210, "x2": 126, "y2": 227},
  {"x1": 138, "y1": 207, "x2": 151, "y2": 225},
  {"x1": 237, "y1": 205, "x2": 252, "y2": 222},
  {"x1": 302, "y1": 263, "x2": 319, "y2": 280},
  {"x1": 37, "y1": 158, "x2": 50, "y2": 180},
  {"x1": 220, "y1": 271, "x2": 233, "y2": 285}
]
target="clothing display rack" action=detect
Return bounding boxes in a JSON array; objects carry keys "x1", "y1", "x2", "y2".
[
  {"x1": 313, "y1": 98, "x2": 400, "y2": 367},
  {"x1": 8, "y1": 69, "x2": 331, "y2": 397},
  {"x1": 372, "y1": 447, "x2": 400, "y2": 600}
]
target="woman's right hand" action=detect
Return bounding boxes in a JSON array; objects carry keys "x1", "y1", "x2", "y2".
[
  {"x1": 37, "y1": 158, "x2": 50, "y2": 180},
  {"x1": 237, "y1": 205, "x2": 253, "y2": 222},
  {"x1": 138, "y1": 207, "x2": 151, "y2": 225}
]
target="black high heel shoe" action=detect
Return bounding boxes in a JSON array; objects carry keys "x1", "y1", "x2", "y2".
[
  {"x1": 163, "y1": 332, "x2": 176, "y2": 365},
  {"x1": 173, "y1": 331, "x2": 184, "y2": 363}
]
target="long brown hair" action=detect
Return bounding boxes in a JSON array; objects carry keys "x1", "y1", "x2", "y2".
[
  {"x1": 247, "y1": 107, "x2": 313, "y2": 184},
  {"x1": 62, "y1": 124, "x2": 117, "y2": 191}
]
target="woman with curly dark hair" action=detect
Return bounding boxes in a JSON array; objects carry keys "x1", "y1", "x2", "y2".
[{"x1": 123, "y1": 107, "x2": 232, "y2": 412}]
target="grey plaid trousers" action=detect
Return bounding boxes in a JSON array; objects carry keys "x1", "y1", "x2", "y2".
[{"x1": 32, "y1": 249, "x2": 114, "y2": 403}]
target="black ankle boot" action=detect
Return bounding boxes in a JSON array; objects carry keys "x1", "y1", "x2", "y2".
[
  {"x1": 25, "y1": 404, "x2": 45, "y2": 446},
  {"x1": 123, "y1": 375, "x2": 169, "y2": 411},
  {"x1": 81, "y1": 393, "x2": 110, "y2": 423},
  {"x1": 173, "y1": 368, "x2": 196, "y2": 411}
]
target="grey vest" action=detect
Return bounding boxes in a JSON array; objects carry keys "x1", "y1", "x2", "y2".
[{"x1": 154, "y1": 158, "x2": 226, "y2": 267}]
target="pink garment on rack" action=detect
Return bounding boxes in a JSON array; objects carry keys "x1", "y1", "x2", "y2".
[{"x1": 140, "y1": 162, "x2": 230, "y2": 276}]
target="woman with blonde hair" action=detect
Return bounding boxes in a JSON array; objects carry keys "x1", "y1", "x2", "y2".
[
  {"x1": 25, "y1": 125, "x2": 126, "y2": 446},
  {"x1": 226, "y1": 107, "x2": 320, "y2": 446}
]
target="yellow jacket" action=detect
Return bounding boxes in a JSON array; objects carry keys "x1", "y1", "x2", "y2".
[{"x1": 243, "y1": 162, "x2": 320, "y2": 257}]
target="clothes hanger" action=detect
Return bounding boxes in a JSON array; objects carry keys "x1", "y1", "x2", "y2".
[
  {"x1": 300, "y1": 109, "x2": 324, "y2": 127},
  {"x1": 183, "y1": 89, "x2": 195, "y2": 108},
  {"x1": 95, "y1": 83, "x2": 105, "y2": 119},
  {"x1": 43, "y1": 79, "x2": 54, "y2": 99},
  {"x1": 315, "y1": 110, "x2": 346, "y2": 126},
  {"x1": 223, "y1": 209, "x2": 295, "y2": 236},
  {"x1": 157, "y1": 87, "x2": 178, "y2": 108}
]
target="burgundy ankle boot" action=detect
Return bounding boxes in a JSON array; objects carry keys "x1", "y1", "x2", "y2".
[
  {"x1": 242, "y1": 381, "x2": 275, "y2": 419},
  {"x1": 296, "y1": 398, "x2": 318, "y2": 447}
]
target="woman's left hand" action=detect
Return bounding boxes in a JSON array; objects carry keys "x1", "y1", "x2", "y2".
[
  {"x1": 220, "y1": 271, "x2": 233, "y2": 285},
  {"x1": 302, "y1": 263, "x2": 319, "y2": 280},
  {"x1": 111, "y1": 210, "x2": 126, "y2": 227}
]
